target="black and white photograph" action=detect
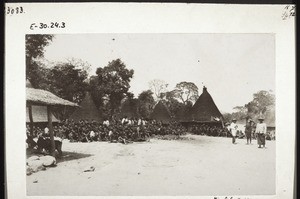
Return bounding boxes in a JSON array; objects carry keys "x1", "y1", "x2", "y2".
[
  {"x1": 5, "y1": 3, "x2": 295, "y2": 199},
  {"x1": 25, "y1": 33, "x2": 276, "y2": 196}
]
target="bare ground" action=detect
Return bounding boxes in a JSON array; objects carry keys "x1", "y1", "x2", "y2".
[{"x1": 27, "y1": 134, "x2": 275, "y2": 196}]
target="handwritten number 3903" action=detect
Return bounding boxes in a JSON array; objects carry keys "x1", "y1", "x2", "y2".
[{"x1": 6, "y1": 6, "x2": 24, "y2": 15}]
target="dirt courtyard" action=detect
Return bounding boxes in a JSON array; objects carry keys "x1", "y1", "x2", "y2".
[{"x1": 27, "y1": 134, "x2": 276, "y2": 196}]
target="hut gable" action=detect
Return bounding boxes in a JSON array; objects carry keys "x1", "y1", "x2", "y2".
[
  {"x1": 69, "y1": 92, "x2": 102, "y2": 122},
  {"x1": 26, "y1": 79, "x2": 33, "y2": 88},
  {"x1": 189, "y1": 86, "x2": 223, "y2": 122},
  {"x1": 26, "y1": 106, "x2": 59, "y2": 123},
  {"x1": 150, "y1": 100, "x2": 172, "y2": 123}
]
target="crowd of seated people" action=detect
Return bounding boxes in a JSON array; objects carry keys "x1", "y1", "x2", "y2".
[
  {"x1": 26, "y1": 118, "x2": 274, "y2": 146},
  {"x1": 26, "y1": 118, "x2": 187, "y2": 145},
  {"x1": 188, "y1": 124, "x2": 229, "y2": 137}
]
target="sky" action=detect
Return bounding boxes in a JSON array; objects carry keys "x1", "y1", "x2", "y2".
[{"x1": 42, "y1": 33, "x2": 275, "y2": 113}]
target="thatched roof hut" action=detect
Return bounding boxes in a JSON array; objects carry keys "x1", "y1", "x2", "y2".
[
  {"x1": 188, "y1": 86, "x2": 223, "y2": 122},
  {"x1": 119, "y1": 98, "x2": 139, "y2": 119},
  {"x1": 26, "y1": 81, "x2": 78, "y2": 155},
  {"x1": 26, "y1": 88, "x2": 78, "y2": 107},
  {"x1": 150, "y1": 100, "x2": 172, "y2": 123},
  {"x1": 69, "y1": 92, "x2": 101, "y2": 122}
]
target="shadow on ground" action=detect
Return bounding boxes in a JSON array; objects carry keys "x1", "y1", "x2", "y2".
[
  {"x1": 57, "y1": 151, "x2": 93, "y2": 163},
  {"x1": 26, "y1": 148, "x2": 93, "y2": 163}
]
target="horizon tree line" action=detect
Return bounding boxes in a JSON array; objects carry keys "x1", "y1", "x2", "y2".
[{"x1": 26, "y1": 34, "x2": 275, "y2": 123}]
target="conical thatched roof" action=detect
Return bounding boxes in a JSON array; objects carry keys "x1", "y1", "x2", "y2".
[
  {"x1": 119, "y1": 98, "x2": 139, "y2": 119},
  {"x1": 69, "y1": 92, "x2": 102, "y2": 122},
  {"x1": 26, "y1": 106, "x2": 60, "y2": 123},
  {"x1": 150, "y1": 100, "x2": 172, "y2": 123},
  {"x1": 188, "y1": 86, "x2": 223, "y2": 122}
]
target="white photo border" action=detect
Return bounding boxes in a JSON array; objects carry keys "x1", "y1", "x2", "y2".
[{"x1": 5, "y1": 3, "x2": 295, "y2": 199}]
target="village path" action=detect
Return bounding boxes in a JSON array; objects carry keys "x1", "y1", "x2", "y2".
[{"x1": 27, "y1": 135, "x2": 275, "y2": 196}]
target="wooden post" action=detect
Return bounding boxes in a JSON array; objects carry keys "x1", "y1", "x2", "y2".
[
  {"x1": 47, "y1": 106, "x2": 55, "y2": 156},
  {"x1": 221, "y1": 119, "x2": 224, "y2": 128},
  {"x1": 28, "y1": 105, "x2": 34, "y2": 137}
]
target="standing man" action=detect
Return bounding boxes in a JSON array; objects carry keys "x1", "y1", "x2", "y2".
[
  {"x1": 229, "y1": 118, "x2": 238, "y2": 144},
  {"x1": 255, "y1": 116, "x2": 267, "y2": 148},
  {"x1": 245, "y1": 118, "x2": 253, "y2": 145}
]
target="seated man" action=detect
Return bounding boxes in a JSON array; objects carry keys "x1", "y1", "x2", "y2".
[
  {"x1": 26, "y1": 129, "x2": 37, "y2": 149},
  {"x1": 80, "y1": 132, "x2": 89, "y2": 143},
  {"x1": 118, "y1": 135, "x2": 127, "y2": 144},
  {"x1": 108, "y1": 128, "x2": 118, "y2": 143},
  {"x1": 68, "y1": 131, "x2": 74, "y2": 142},
  {"x1": 89, "y1": 130, "x2": 96, "y2": 142}
]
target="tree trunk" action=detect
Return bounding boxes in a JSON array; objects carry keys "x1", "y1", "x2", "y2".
[{"x1": 47, "y1": 106, "x2": 55, "y2": 156}]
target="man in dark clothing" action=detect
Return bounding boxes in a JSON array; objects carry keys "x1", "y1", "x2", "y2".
[{"x1": 245, "y1": 118, "x2": 253, "y2": 144}]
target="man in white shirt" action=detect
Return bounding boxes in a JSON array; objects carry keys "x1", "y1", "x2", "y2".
[
  {"x1": 108, "y1": 129, "x2": 114, "y2": 142},
  {"x1": 138, "y1": 118, "x2": 142, "y2": 126},
  {"x1": 255, "y1": 117, "x2": 267, "y2": 148},
  {"x1": 89, "y1": 130, "x2": 95, "y2": 142},
  {"x1": 103, "y1": 120, "x2": 110, "y2": 126},
  {"x1": 121, "y1": 117, "x2": 126, "y2": 125},
  {"x1": 121, "y1": 116, "x2": 128, "y2": 125},
  {"x1": 44, "y1": 127, "x2": 49, "y2": 135},
  {"x1": 229, "y1": 118, "x2": 238, "y2": 144}
]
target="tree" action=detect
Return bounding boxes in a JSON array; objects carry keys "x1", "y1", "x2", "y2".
[
  {"x1": 94, "y1": 59, "x2": 134, "y2": 117},
  {"x1": 160, "y1": 90, "x2": 176, "y2": 101},
  {"x1": 224, "y1": 90, "x2": 275, "y2": 123},
  {"x1": 148, "y1": 79, "x2": 168, "y2": 101},
  {"x1": 65, "y1": 58, "x2": 92, "y2": 75},
  {"x1": 164, "y1": 98, "x2": 183, "y2": 118},
  {"x1": 26, "y1": 34, "x2": 54, "y2": 84},
  {"x1": 90, "y1": 75, "x2": 103, "y2": 107},
  {"x1": 229, "y1": 106, "x2": 248, "y2": 121},
  {"x1": 48, "y1": 63, "x2": 89, "y2": 103},
  {"x1": 173, "y1": 81, "x2": 199, "y2": 104},
  {"x1": 159, "y1": 89, "x2": 193, "y2": 120},
  {"x1": 120, "y1": 93, "x2": 140, "y2": 119},
  {"x1": 246, "y1": 90, "x2": 275, "y2": 115},
  {"x1": 26, "y1": 35, "x2": 54, "y2": 59},
  {"x1": 26, "y1": 60, "x2": 52, "y2": 89},
  {"x1": 222, "y1": 113, "x2": 233, "y2": 123},
  {"x1": 137, "y1": 90, "x2": 155, "y2": 119}
]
